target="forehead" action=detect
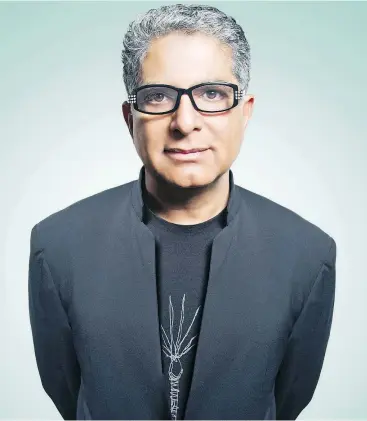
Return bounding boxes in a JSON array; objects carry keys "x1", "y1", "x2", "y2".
[{"x1": 141, "y1": 32, "x2": 236, "y2": 88}]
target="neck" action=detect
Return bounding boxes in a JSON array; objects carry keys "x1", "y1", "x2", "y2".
[{"x1": 143, "y1": 169, "x2": 230, "y2": 225}]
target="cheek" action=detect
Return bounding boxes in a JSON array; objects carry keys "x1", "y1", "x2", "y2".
[
  {"x1": 143, "y1": 123, "x2": 166, "y2": 152},
  {"x1": 209, "y1": 120, "x2": 243, "y2": 159},
  {"x1": 133, "y1": 123, "x2": 160, "y2": 159}
]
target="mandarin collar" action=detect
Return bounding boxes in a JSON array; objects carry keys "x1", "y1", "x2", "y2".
[{"x1": 130, "y1": 165, "x2": 241, "y2": 226}]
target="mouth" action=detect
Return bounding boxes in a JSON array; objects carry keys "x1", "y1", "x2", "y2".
[
  {"x1": 164, "y1": 147, "x2": 210, "y2": 162},
  {"x1": 164, "y1": 147, "x2": 209, "y2": 154}
]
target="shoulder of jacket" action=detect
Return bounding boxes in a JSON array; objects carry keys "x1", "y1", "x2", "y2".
[
  {"x1": 236, "y1": 185, "x2": 336, "y2": 267},
  {"x1": 30, "y1": 179, "x2": 135, "y2": 251}
]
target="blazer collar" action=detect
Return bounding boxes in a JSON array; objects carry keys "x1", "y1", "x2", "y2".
[{"x1": 130, "y1": 165, "x2": 242, "y2": 225}]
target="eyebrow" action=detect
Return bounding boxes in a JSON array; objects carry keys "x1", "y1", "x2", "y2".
[{"x1": 142, "y1": 79, "x2": 231, "y2": 86}]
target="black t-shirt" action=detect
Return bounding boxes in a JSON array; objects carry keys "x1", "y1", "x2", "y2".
[{"x1": 144, "y1": 205, "x2": 226, "y2": 420}]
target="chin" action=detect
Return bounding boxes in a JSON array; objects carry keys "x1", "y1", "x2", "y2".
[{"x1": 162, "y1": 165, "x2": 219, "y2": 189}]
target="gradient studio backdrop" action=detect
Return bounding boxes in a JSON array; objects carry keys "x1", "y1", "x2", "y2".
[{"x1": 1, "y1": 1, "x2": 366, "y2": 419}]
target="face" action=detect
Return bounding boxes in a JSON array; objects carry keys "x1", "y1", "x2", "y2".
[{"x1": 122, "y1": 32, "x2": 254, "y2": 189}]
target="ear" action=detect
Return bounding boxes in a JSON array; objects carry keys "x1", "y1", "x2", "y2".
[
  {"x1": 122, "y1": 101, "x2": 133, "y2": 137},
  {"x1": 240, "y1": 95, "x2": 254, "y2": 129},
  {"x1": 243, "y1": 95, "x2": 255, "y2": 120}
]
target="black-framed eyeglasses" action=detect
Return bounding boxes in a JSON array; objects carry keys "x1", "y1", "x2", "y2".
[{"x1": 127, "y1": 82, "x2": 244, "y2": 115}]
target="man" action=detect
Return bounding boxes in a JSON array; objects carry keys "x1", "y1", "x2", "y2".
[{"x1": 28, "y1": 4, "x2": 337, "y2": 420}]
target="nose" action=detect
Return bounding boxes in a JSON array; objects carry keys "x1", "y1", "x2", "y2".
[{"x1": 170, "y1": 93, "x2": 202, "y2": 135}]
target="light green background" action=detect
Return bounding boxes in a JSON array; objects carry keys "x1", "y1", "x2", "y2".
[{"x1": 1, "y1": 1, "x2": 366, "y2": 419}]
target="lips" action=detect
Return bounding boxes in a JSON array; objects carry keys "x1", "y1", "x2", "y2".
[{"x1": 165, "y1": 148, "x2": 208, "y2": 154}]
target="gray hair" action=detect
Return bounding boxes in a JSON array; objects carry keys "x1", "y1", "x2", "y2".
[{"x1": 121, "y1": 3, "x2": 251, "y2": 97}]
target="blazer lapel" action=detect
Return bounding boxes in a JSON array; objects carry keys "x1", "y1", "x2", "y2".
[
  {"x1": 183, "y1": 212, "x2": 244, "y2": 418},
  {"x1": 183, "y1": 191, "x2": 283, "y2": 419}
]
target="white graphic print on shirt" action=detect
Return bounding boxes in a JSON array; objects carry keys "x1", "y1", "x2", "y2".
[{"x1": 161, "y1": 294, "x2": 201, "y2": 420}]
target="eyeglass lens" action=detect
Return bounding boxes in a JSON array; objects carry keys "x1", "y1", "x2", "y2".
[{"x1": 136, "y1": 84, "x2": 235, "y2": 113}]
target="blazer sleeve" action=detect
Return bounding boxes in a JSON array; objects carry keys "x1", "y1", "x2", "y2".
[
  {"x1": 274, "y1": 236, "x2": 337, "y2": 420},
  {"x1": 28, "y1": 223, "x2": 81, "y2": 420}
]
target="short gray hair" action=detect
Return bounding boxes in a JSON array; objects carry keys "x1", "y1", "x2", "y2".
[{"x1": 121, "y1": 3, "x2": 251, "y2": 96}]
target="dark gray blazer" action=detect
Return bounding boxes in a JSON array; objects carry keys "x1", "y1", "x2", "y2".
[{"x1": 28, "y1": 166, "x2": 337, "y2": 420}]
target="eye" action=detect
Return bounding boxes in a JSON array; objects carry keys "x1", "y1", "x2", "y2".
[
  {"x1": 145, "y1": 92, "x2": 166, "y2": 103},
  {"x1": 204, "y1": 89, "x2": 221, "y2": 100},
  {"x1": 198, "y1": 87, "x2": 230, "y2": 101}
]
